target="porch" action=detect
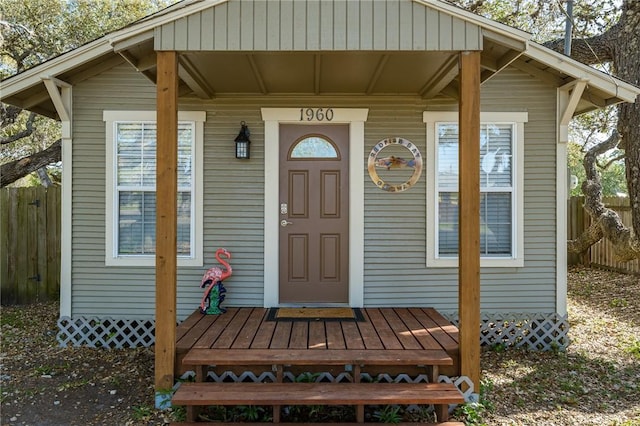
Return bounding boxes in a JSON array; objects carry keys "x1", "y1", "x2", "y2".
[
  {"x1": 176, "y1": 307, "x2": 459, "y2": 374},
  {"x1": 172, "y1": 307, "x2": 463, "y2": 424}
]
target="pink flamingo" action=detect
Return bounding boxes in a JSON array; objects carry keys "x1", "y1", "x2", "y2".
[{"x1": 199, "y1": 248, "x2": 232, "y2": 314}]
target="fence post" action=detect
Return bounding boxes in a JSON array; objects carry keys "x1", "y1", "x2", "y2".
[{"x1": 567, "y1": 196, "x2": 590, "y2": 266}]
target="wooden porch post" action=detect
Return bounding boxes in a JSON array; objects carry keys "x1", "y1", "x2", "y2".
[
  {"x1": 155, "y1": 50, "x2": 178, "y2": 394},
  {"x1": 458, "y1": 51, "x2": 481, "y2": 392}
]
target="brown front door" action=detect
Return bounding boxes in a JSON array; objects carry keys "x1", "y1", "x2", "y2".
[{"x1": 279, "y1": 124, "x2": 349, "y2": 304}]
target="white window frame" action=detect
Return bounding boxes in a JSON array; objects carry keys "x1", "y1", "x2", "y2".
[
  {"x1": 104, "y1": 110, "x2": 205, "y2": 267},
  {"x1": 424, "y1": 111, "x2": 527, "y2": 268}
]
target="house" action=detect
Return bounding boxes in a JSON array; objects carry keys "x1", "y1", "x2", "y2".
[{"x1": 3, "y1": 0, "x2": 639, "y2": 416}]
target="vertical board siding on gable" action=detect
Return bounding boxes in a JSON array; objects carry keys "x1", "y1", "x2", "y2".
[{"x1": 154, "y1": 0, "x2": 482, "y2": 52}]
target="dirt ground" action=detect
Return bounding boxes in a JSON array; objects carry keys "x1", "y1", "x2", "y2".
[{"x1": 1, "y1": 266, "x2": 639, "y2": 425}]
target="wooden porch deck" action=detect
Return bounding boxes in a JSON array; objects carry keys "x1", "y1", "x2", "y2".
[
  {"x1": 173, "y1": 308, "x2": 463, "y2": 424},
  {"x1": 175, "y1": 307, "x2": 460, "y2": 377}
]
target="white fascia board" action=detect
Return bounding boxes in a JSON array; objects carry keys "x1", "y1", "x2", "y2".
[
  {"x1": 1, "y1": 40, "x2": 113, "y2": 99},
  {"x1": 527, "y1": 44, "x2": 640, "y2": 103},
  {"x1": 417, "y1": 0, "x2": 532, "y2": 43},
  {"x1": 2, "y1": 0, "x2": 227, "y2": 100},
  {"x1": 421, "y1": 0, "x2": 639, "y2": 104}
]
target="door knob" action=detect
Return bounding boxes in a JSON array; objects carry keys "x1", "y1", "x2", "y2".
[{"x1": 280, "y1": 220, "x2": 293, "y2": 227}]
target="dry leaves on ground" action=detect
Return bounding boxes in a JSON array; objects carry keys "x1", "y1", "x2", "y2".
[
  {"x1": 1, "y1": 266, "x2": 639, "y2": 425},
  {"x1": 481, "y1": 267, "x2": 640, "y2": 426},
  {"x1": 0, "y1": 305, "x2": 170, "y2": 425}
]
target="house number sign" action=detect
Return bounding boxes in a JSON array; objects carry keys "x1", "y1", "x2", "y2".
[
  {"x1": 299, "y1": 108, "x2": 334, "y2": 121},
  {"x1": 367, "y1": 137, "x2": 423, "y2": 192}
]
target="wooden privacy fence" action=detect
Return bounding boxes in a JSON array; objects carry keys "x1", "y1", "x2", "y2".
[
  {"x1": 568, "y1": 196, "x2": 640, "y2": 275},
  {"x1": 1, "y1": 186, "x2": 61, "y2": 304}
]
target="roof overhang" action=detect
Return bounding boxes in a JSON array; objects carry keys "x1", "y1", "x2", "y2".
[
  {"x1": 1, "y1": 0, "x2": 637, "y2": 120},
  {"x1": 514, "y1": 44, "x2": 639, "y2": 114}
]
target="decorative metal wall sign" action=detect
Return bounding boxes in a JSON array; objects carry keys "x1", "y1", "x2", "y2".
[{"x1": 367, "y1": 137, "x2": 423, "y2": 192}]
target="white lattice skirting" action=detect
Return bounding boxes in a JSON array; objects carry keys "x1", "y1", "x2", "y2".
[
  {"x1": 445, "y1": 312, "x2": 570, "y2": 350},
  {"x1": 58, "y1": 312, "x2": 569, "y2": 350},
  {"x1": 57, "y1": 317, "x2": 155, "y2": 348}
]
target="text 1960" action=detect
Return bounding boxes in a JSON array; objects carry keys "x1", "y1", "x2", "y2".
[{"x1": 299, "y1": 108, "x2": 334, "y2": 122}]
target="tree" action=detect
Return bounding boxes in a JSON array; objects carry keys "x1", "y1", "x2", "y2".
[
  {"x1": 568, "y1": 108, "x2": 627, "y2": 197},
  {"x1": 453, "y1": 0, "x2": 640, "y2": 262},
  {"x1": 1, "y1": 0, "x2": 176, "y2": 187},
  {"x1": 545, "y1": 1, "x2": 640, "y2": 261}
]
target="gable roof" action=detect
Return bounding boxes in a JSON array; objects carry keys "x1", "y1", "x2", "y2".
[{"x1": 2, "y1": 0, "x2": 638, "y2": 119}]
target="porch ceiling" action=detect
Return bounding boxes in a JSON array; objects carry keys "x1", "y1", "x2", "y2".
[
  {"x1": 116, "y1": 40, "x2": 640, "y2": 113},
  {"x1": 174, "y1": 50, "x2": 461, "y2": 96},
  {"x1": 128, "y1": 34, "x2": 522, "y2": 99},
  {"x1": 7, "y1": 48, "x2": 475, "y2": 119},
  {"x1": 4, "y1": 33, "x2": 636, "y2": 119}
]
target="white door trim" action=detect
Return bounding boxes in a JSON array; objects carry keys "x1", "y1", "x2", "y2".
[{"x1": 261, "y1": 108, "x2": 369, "y2": 308}]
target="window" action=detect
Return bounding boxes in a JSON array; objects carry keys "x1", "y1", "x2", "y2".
[
  {"x1": 423, "y1": 112, "x2": 527, "y2": 267},
  {"x1": 289, "y1": 135, "x2": 339, "y2": 159},
  {"x1": 104, "y1": 111, "x2": 205, "y2": 266}
]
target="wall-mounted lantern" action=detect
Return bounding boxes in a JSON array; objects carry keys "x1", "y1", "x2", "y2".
[{"x1": 234, "y1": 121, "x2": 251, "y2": 159}]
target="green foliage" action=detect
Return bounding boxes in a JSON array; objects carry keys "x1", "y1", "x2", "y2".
[
  {"x1": 0, "y1": 112, "x2": 60, "y2": 164},
  {"x1": 236, "y1": 405, "x2": 267, "y2": 422},
  {"x1": 131, "y1": 404, "x2": 154, "y2": 421},
  {"x1": 454, "y1": 402, "x2": 488, "y2": 426},
  {"x1": 294, "y1": 372, "x2": 321, "y2": 383},
  {"x1": 171, "y1": 406, "x2": 186, "y2": 421},
  {"x1": 0, "y1": 310, "x2": 25, "y2": 327},
  {"x1": 450, "y1": 0, "x2": 620, "y2": 43},
  {"x1": 34, "y1": 365, "x2": 55, "y2": 376},
  {"x1": 489, "y1": 342, "x2": 507, "y2": 353},
  {"x1": 613, "y1": 419, "x2": 640, "y2": 426},
  {"x1": 0, "y1": 0, "x2": 176, "y2": 75},
  {"x1": 621, "y1": 338, "x2": 640, "y2": 360},
  {"x1": 0, "y1": 0, "x2": 177, "y2": 186},
  {"x1": 57, "y1": 379, "x2": 90, "y2": 392},
  {"x1": 452, "y1": 379, "x2": 494, "y2": 426},
  {"x1": 372, "y1": 405, "x2": 403, "y2": 424},
  {"x1": 609, "y1": 298, "x2": 629, "y2": 308},
  {"x1": 448, "y1": 1, "x2": 629, "y2": 201}
]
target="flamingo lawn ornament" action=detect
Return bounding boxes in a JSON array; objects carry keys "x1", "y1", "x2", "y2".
[{"x1": 200, "y1": 248, "x2": 232, "y2": 315}]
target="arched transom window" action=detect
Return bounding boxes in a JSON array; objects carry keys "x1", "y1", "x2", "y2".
[{"x1": 289, "y1": 135, "x2": 340, "y2": 159}]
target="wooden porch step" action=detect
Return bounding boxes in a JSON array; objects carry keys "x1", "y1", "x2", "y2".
[
  {"x1": 172, "y1": 382, "x2": 464, "y2": 423},
  {"x1": 172, "y1": 423, "x2": 465, "y2": 426},
  {"x1": 173, "y1": 382, "x2": 464, "y2": 406},
  {"x1": 182, "y1": 348, "x2": 453, "y2": 367}
]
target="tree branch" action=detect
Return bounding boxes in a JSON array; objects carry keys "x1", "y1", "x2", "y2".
[
  {"x1": 571, "y1": 129, "x2": 640, "y2": 261},
  {"x1": 543, "y1": 31, "x2": 617, "y2": 65},
  {"x1": 598, "y1": 153, "x2": 625, "y2": 170},
  {"x1": 0, "y1": 139, "x2": 61, "y2": 187},
  {"x1": 1, "y1": 104, "x2": 23, "y2": 127},
  {"x1": 1, "y1": 111, "x2": 37, "y2": 144},
  {"x1": 567, "y1": 221, "x2": 604, "y2": 253}
]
